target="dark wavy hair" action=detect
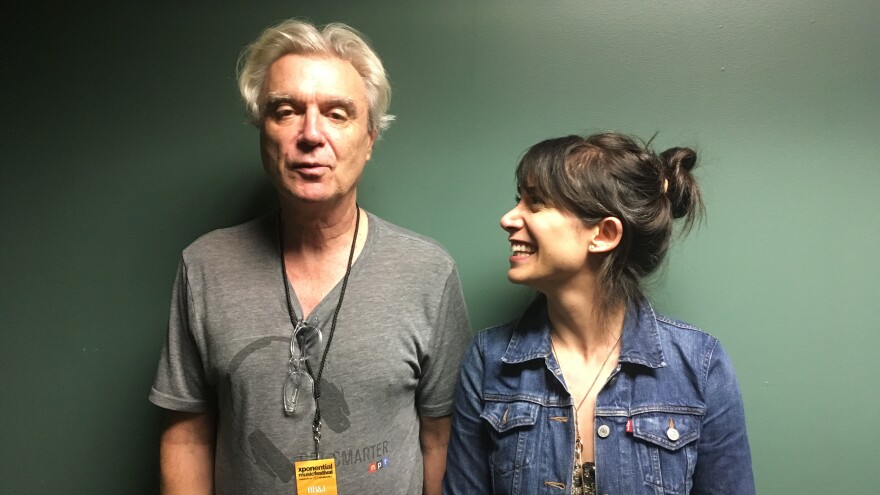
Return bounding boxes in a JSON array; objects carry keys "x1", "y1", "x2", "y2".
[{"x1": 516, "y1": 132, "x2": 704, "y2": 321}]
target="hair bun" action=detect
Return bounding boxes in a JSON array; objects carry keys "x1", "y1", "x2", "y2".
[
  {"x1": 661, "y1": 147, "x2": 697, "y2": 173},
  {"x1": 659, "y1": 147, "x2": 702, "y2": 222}
]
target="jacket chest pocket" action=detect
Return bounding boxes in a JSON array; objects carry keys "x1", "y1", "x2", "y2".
[
  {"x1": 481, "y1": 400, "x2": 540, "y2": 479},
  {"x1": 631, "y1": 411, "x2": 701, "y2": 494}
]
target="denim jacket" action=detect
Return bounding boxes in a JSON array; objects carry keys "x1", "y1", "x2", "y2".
[{"x1": 443, "y1": 296, "x2": 755, "y2": 494}]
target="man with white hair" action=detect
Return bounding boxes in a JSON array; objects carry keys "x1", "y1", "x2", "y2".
[{"x1": 150, "y1": 19, "x2": 471, "y2": 495}]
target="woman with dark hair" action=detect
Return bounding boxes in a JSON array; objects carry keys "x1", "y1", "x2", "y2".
[{"x1": 443, "y1": 133, "x2": 755, "y2": 494}]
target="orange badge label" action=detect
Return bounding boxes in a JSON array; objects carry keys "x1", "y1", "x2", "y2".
[{"x1": 294, "y1": 457, "x2": 338, "y2": 495}]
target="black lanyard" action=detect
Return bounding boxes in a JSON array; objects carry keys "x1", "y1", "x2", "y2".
[{"x1": 278, "y1": 205, "x2": 360, "y2": 457}]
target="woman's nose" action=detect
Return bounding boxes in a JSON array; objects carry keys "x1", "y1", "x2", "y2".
[{"x1": 500, "y1": 206, "x2": 522, "y2": 233}]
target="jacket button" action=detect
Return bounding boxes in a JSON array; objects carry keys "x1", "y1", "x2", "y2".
[
  {"x1": 597, "y1": 424, "x2": 610, "y2": 438},
  {"x1": 667, "y1": 427, "x2": 680, "y2": 441}
]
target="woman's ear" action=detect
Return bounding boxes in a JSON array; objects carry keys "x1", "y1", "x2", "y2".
[{"x1": 588, "y1": 217, "x2": 623, "y2": 253}]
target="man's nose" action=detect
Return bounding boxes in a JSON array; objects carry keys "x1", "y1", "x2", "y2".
[{"x1": 298, "y1": 109, "x2": 325, "y2": 147}]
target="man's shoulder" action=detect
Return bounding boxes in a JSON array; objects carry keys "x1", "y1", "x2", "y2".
[
  {"x1": 369, "y1": 212, "x2": 456, "y2": 265},
  {"x1": 181, "y1": 213, "x2": 275, "y2": 264}
]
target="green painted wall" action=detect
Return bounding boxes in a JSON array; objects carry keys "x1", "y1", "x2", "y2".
[{"x1": 3, "y1": 1, "x2": 878, "y2": 493}]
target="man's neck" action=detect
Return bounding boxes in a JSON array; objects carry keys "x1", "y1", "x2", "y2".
[
  {"x1": 278, "y1": 196, "x2": 368, "y2": 317},
  {"x1": 279, "y1": 197, "x2": 360, "y2": 255}
]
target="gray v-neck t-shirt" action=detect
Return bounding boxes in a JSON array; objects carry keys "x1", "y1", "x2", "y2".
[{"x1": 150, "y1": 211, "x2": 472, "y2": 494}]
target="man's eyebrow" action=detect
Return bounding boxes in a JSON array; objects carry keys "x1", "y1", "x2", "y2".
[
  {"x1": 265, "y1": 94, "x2": 357, "y2": 106},
  {"x1": 265, "y1": 93, "x2": 298, "y2": 104}
]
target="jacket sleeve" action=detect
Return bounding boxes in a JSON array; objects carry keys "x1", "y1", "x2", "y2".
[
  {"x1": 442, "y1": 333, "x2": 492, "y2": 493},
  {"x1": 692, "y1": 339, "x2": 756, "y2": 494}
]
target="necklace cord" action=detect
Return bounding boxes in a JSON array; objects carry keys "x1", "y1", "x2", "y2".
[
  {"x1": 550, "y1": 330, "x2": 622, "y2": 446},
  {"x1": 574, "y1": 332, "x2": 621, "y2": 412},
  {"x1": 278, "y1": 205, "x2": 361, "y2": 455},
  {"x1": 314, "y1": 205, "x2": 359, "y2": 402}
]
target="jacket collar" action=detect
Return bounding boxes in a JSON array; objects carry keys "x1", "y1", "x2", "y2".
[{"x1": 501, "y1": 294, "x2": 666, "y2": 369}]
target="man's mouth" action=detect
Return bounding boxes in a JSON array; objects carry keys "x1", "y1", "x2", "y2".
[{"x1": 291, "y1": 162, "x2": 329, "y2": 169}]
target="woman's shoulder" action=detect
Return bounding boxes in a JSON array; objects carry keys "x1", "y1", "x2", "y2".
[
  {"x1": 472, "y1": 319, "x2": 517, "y2": 352},
  {"x1": 649, "y1": 309, "x2": 738, "y2": 380},
  {"x1": 653, "y1": 310, "x2": 720, "y2": 348}
]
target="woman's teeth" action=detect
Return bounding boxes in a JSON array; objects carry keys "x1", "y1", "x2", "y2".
[{"x1": 511, "y1": 242, "x2": 536, "y2": 256}]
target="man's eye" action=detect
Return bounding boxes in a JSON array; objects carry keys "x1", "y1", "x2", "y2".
[
  {"x1": 327, "y1": 109, "x2": 350, "y2": 122},
  {"x1": 270, "y1": 104, "x2": 296, "y2": 119}
]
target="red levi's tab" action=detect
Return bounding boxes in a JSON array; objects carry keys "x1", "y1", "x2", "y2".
[{"x1": 626, "y1": 419, "x2": 633, "y2": 433}]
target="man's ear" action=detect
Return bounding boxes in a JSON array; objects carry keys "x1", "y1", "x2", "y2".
[
  {"x1": 588, "y1": 217, "x2": 623, "y2": 253},
  {"x1": 365, "y1": 130, "x2": 378, "y2": 162}
]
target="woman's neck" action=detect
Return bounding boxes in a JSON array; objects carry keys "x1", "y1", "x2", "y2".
[{"x1": 545, "y1": 283, "x2": 625, "y2": 360}]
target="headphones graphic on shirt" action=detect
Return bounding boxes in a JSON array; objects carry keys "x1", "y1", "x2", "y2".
[{"x1": 227, "y1": 335, "x2": 351, "y2": 482}]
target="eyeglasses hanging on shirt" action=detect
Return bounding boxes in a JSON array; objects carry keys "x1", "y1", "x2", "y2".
[{"x1": 283, "y1": 316, "x2": 321, "y2": 415}]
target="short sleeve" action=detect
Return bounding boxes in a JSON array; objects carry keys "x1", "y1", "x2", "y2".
[
  {"x1": 415, "y1": 265, "x2": 472, "y2": 417},
  {"x1": 149, "y1": 259, "x2": 212, "y2": 412}
]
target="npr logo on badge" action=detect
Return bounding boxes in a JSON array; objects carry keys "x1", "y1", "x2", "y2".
[{"x1": 368, "y1": 457, "x2": 390, "y2": 473}]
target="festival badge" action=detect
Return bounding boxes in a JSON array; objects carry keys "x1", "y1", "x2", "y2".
[{"x1": 294, "y1": 457, "x2": 338, "y2": 494}]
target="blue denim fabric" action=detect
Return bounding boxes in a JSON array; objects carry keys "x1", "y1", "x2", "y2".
[{"x1": 443, "y1": 296, "x2": 755, "y2": 494}]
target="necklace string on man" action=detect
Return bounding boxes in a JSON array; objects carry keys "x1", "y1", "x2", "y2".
[{"x1": 278, "y1": 204, "x2": 360, "y2": 457}]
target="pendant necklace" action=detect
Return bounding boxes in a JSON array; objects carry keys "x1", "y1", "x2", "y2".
[{"x1": 550, "y1": 331, "x2": 621, "y2": 495}]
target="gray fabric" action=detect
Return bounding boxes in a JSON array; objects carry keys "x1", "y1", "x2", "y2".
[{"x1": 150, "y1": 211, "x2": 472, "y2": 494}]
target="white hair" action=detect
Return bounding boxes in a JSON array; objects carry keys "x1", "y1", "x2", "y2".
[{"x1": 237, "y1": 19, "x2": 394, "y2": 135}]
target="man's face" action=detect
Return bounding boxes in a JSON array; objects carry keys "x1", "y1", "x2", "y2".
[{"x1": 259, "y1": 54, "x2": 376, "y2": 206}]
